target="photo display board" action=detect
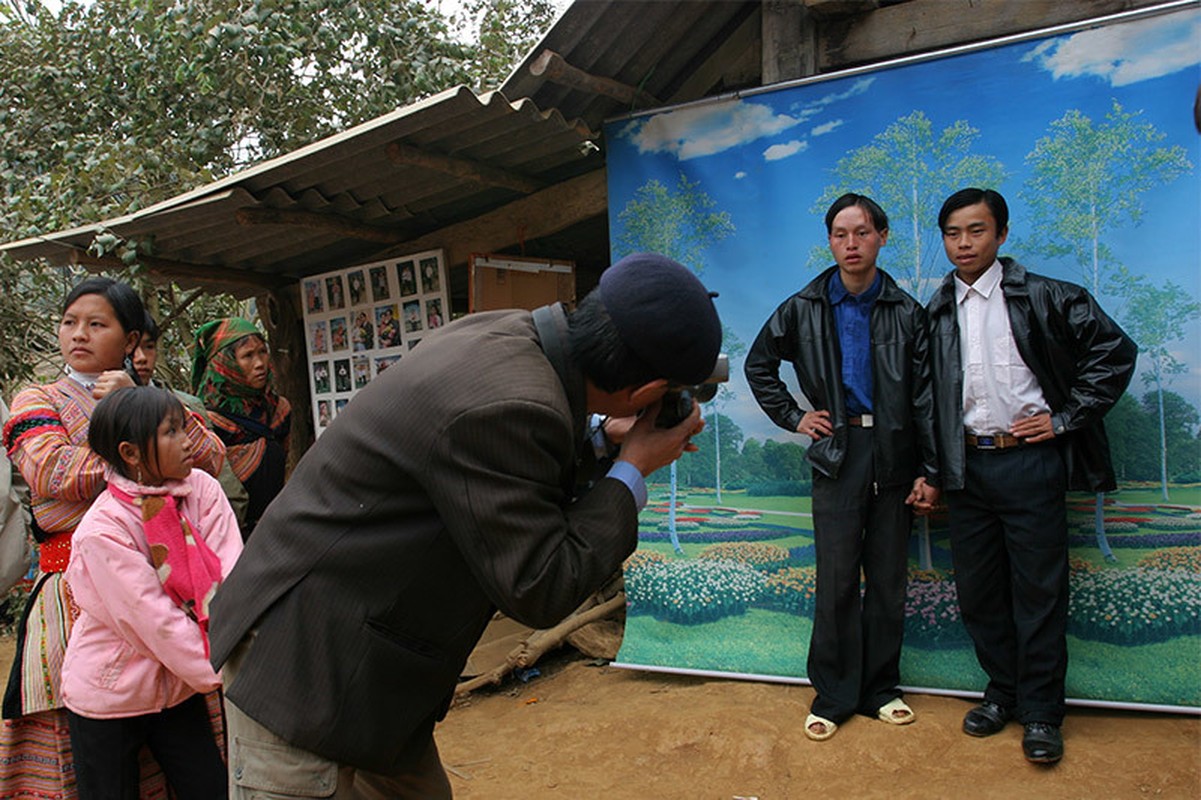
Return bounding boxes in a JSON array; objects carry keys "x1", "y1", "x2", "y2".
[
  {"x1": 605, "y1": 4, "x2": 1201, "y2": 711},
  {"x1": 300, "y1": 250, "x2": 448, "y2": 435}
]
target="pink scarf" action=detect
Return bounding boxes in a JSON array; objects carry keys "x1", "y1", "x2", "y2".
[{"x1": 108, "y1": 482, "x2": 224, "y2": 653}]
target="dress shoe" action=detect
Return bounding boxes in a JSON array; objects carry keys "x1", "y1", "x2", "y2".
[
  {"x1": 962, "y1": 701, "x2": 1012, "y2": 737},
  {"x1": 1022, "y1": 722, "x2": 1063, "y2": 764}
]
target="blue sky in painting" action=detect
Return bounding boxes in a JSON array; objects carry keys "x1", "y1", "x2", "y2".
[{"x1": 605, "y1": 7, "x2": 1201, "y2": 444}]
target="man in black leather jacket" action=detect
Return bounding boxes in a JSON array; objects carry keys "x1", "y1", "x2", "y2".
[
  {"x1": 746, "y1": 194, "x2": 938, "y2": 742},
  {"x1": 927, "y1": 188, "x2": 1136, "y2": 765}
]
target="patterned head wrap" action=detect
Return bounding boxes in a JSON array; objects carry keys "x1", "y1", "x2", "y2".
[{"x1": 191, "y1": 318, "x2": 280, "y2": 420}]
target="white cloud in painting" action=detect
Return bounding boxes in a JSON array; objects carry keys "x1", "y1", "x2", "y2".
[
  {"x1": 622, "y1": 100, "x2": 803, "y2": 160},
  {"x1": 734, "y1": 171, "x2": 747, "y2": 179},
  {"x1": 764, "y1": 140, "x2": 808, "y2": 161},
  {"x1": 811, "y1": 119, "x2": 844, "y2": 136},
  {"x1": 1023, "y1": 10, "x2": 1201, "y2": 86}
]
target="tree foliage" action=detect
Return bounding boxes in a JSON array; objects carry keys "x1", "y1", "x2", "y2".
[
  {"x1": 0, "y1": 0, "x2": 555, "y2": 394},
  {"x1": 1021, "y1": 100, "x2": 1193, "y2": 295},
  {"x1": 614, "y1": 172, "x2": 735, "y2": 273},
  {"x1": 810, "y1": 110, "x2": 1005, "y2": 300}
]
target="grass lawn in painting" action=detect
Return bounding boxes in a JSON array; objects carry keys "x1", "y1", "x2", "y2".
[{"x1": 620, "y1": 608, "x2": 810, "y2": 678}]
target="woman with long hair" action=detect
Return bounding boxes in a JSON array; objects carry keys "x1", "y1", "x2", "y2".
[
  {"x1": 0, "y1": 277, "x2": 225, "y2": 798},
  {"x1": 191, "y1": 318, "x2": 291, "y2": 539}
]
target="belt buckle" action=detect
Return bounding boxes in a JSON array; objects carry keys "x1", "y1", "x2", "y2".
[
  {"x1": 974, "y1": 435, "x2": 997, "y2": 450},
  {"x1": 860, "y1": 413, "x2": 874, "y2": 428}
]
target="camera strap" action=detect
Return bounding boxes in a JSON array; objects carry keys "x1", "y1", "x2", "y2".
[{"x1": 532, "y1": 302, "x2": 587, "y2": 449}]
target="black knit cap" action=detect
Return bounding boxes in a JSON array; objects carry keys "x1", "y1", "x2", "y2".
[{"x1": 596, "y1": 252, "x2": 721, "y2": 385}]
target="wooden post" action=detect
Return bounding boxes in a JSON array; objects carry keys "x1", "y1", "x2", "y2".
[
  {"x1": 762, "y1": 0, "x2": 815, "y2": 84},
  {"x1": 258, "y1": 282, "x2": 314, "y2": 469}
]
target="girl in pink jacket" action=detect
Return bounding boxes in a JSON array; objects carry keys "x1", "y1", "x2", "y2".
[{"x1": 62, "y1": 386, "x2": 242, "y2": 798}]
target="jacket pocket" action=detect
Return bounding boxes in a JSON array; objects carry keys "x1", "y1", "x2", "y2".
[{"x1": 97, "y1": 640, "x2": 134, "y2": 690}]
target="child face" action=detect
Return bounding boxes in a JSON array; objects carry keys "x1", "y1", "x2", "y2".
[
  {"x1": 132, "y1": 334, "x2": 158, "y2": 385},
  {"x1": 131, "y1": 411, "x2": 193, "y2": 484}
]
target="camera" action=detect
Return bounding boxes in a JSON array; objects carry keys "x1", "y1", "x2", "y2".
[{"x1": 655, "y1": 354, "x2": 729, "y2": 428}]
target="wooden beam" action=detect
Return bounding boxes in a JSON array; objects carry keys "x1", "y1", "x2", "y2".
[
  {"x1": 68, "y1": 251, "x2": 284, "y2": 298},
  {"x1": 763, "y1": 0, "x2": 816, "y2": 84},
  {"x1": 819, "y1": 0, "x2": 1168, "y2": 69},
  {"x1": 371, "y1": 169, "x2": 607, "y2": 269},
  {"x1": 530, "y1": 49, "x2": 662, "y2": 108},
  {"x1": 668, "y1": 7, "x2": 763, "y2": 103},
  {"x1": 385, "y1": 141, "x2": 545, "y2": 195},
  {"x1": 235, "y1": 207, "x2": 408, "y2": 245},
  {"x1": 802, "y1": 0, "x2": 879, "y2": 20}
]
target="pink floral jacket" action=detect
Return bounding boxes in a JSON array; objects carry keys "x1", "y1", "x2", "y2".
[{"x1": 62, "y1": 469, "x2": 242, "y2": 719}]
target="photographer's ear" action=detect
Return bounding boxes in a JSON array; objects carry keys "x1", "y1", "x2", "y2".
[{"x1": 626, "y1": 379, "x2": 670, "y2": 411}]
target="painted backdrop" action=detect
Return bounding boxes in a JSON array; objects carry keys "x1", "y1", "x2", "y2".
[{"x1": 606, "y1": 4, "x2": 1201, "y2": 710}]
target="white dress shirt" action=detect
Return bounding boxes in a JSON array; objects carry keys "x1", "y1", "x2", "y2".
[{"x1": 955, "y1": 261, "x2": 1050, "y2": 435}]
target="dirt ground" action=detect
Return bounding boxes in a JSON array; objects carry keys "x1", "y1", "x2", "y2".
[{"x1": 4, "y1": 636, "x2": 1198, "y2": 799}]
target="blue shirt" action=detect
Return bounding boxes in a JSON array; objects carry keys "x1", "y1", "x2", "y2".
[{"x1": 829, "y1": 270, "x2": 881, "y2": 416}]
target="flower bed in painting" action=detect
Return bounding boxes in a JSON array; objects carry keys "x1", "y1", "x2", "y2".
[
  {"x1": 624, "y1": 559, "x2": 767, "y2": 624},
  {"x1": 1067, "y1": 532, "x2": 1201, "y2": 548},
  {"x1": 1136, "y1": 547, "x2": 1201, "y2": 572},
  {"x1": 637, "y1": 527, "x2": 803, "y2": 544},
  {"x1": 762, "y1": 567, "x2": 817, "y2": 616},
  {"x1": 1141, "y1": 517, "x2": 1201, "y2": 531},
  {"x1": 698, "y1": 542, "x2": 791, "y2": 573},
  {"x1": 1068, "y1": 567, "x2": 1201, "y2": 645},
  {"x1": 902, "y1": 568, "x2": 972, "y2": 649},
  {"x1": 1076, "y1": 521, "x2": 1139, "y2": 534}
]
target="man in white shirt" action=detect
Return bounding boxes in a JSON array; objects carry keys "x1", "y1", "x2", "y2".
[{"x1": 925, "y1": 188, "x2": 1136, "y2": 765}]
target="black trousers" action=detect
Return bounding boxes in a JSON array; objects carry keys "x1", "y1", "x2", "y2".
[
  {"x1": 66, "y1": 692, "x2": 228, "y2": 800},
  {"x1": 808, "y1": 426, "x2": 912, "y2": 722},
  {"x1": 947, "y1": 443, "x2": 1069, "y2": 726}
]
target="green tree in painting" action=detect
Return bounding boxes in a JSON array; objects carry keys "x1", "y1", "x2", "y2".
[
  {"x1": 615, "y1": 172, "x2": 735, "y2": 552},
  {"x1": 1022, "y1": 100, "x2": 1193, "y2": 557},
  {"x1": 1110, "y1": 268, "x2": 1201, "y2": 499},
  {"x1": 811, "y1": 110, "x2": 1005, "y2": 300},
  {"x1": 1022, "y1": 100, "x2": 1192, "y2": 296},
  {"x1": 616, "y1": 173, "x2": 734, "y2": 272}
]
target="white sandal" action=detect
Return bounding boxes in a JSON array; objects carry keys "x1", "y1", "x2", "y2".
[
  {"x1": 805, "y1": 712, "x2": 838, "y2": 741},
  {"x1": 876, "y1": 697, "x2": 916, "y2": 725}
]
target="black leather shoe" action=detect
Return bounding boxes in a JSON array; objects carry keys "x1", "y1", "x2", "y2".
[
  {"x1": 962, "y1": 701, "x2": 1012, "y2": 737},
  {"x1": 1022, "y1": 722, "x2": 1063, "y2": 764}
]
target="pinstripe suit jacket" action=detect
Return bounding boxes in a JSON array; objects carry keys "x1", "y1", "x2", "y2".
[{"x1": 208, "y1": 309, "x2": 638, "y2": 773}]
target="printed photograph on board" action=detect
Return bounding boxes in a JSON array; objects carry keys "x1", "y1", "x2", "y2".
[
  {"x1": 352, "y1": 310, "x2": 374, "y2": 351},
  {"x1": 309, "y1": 320, "x2": 328, "y2": 355},
  {"x1": 402, "y1": 300, "x2": 422, "y2": 334},
  {"x1": 304, "y1": 279, "x2": 323, "y2": 314},
  {"x1": 333, "y1": 358, "x2": 351, "y2": 393},
  {"x1": 426, "y1": 298, "x2": 444, "y2": 329},
  {"x1": 348, "y1": 269, "x2": 367, "y2": 306},
  {"x1": 325, "y1": 274, "x2": 346, "y2": 310},
  {"x1": 329, "y1": 316, "x2": 349, "y2": 352},
  {"x1": 312, "y1": 360, "x2": 330, "y2": 395},
  {"x1": 420, "y1": 256, "x2": 441, "y2": 293},
  {"x1": 375, "y1": 354, "x2": 401, "y2": 374},
  {"x1": 352, "y1": 355, "x2": 371, "y2": 390},
  {"x1": 376, "y1": 304, "x2": 402, "y2": 348},
  {"x1": 370, "y1": 265, "x2": 391, "y2": 301},
  {"x1": 398, "y1": 260, "x2": 418, "y2": 297}
]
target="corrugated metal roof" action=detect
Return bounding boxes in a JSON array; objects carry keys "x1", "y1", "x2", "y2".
[
  {"x1": 501, "y1": 0, "x2": 760, "y2": 131},
  {"x1": 0, "y1": 85, "x2": 600, "y2": 289}
]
